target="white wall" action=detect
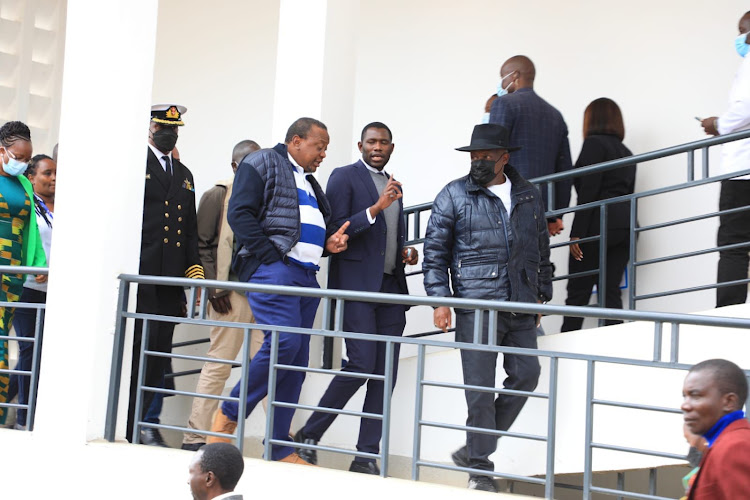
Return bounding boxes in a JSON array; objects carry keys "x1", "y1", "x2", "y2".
[{"x1": 151, "y1": 0, "x2": 280, "y2": 201}]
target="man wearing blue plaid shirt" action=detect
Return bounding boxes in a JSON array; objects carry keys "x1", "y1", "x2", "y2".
[{"x1": 490, "y1": 55, "x2": 573, "y2": 237}]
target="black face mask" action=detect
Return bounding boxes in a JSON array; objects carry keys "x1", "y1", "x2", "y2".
[
  {"x1": 152, "y1": 128, "x2": 178, "y2": 153},
  {"x1": 470, "y1": 159, "x2": 498, "y2": 186}
]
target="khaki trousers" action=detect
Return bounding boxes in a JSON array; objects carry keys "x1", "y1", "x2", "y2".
[{"x1": 183, "y1": 291, "x2": 263, "y2": 444}]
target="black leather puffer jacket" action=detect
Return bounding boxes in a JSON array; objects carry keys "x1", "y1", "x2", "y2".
[{"x1": 423, "y1": 165, "x2": 553, "y2": 304}]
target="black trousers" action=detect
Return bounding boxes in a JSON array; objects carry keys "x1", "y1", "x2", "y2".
[
  {"x1": 717, "y1": 180, "x2": 750, "y2": 307},
  {"x1": 562, "y1": 229, "x2": 630, "y2": 332},
  {"x1": 126, "y1": 284, "x2": 182, "y2": 441},
  {"x1": 456, "y1": 311, "x2": 540, "y2": 472},
  {"x1": 303, "y1": 274, "x2": 406, "y2": 461}
]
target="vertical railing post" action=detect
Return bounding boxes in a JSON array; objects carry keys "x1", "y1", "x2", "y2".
[
  {"x1": 487, "y1": 309, "x2": 498, "y2": 347},
  {"x1": 105, "y1": 279, "x2": 130, "y2": 441},
  {"x1": 26, "y1": 305, "x2": 44, "y2": 431},
  {"x1": 264, "y1": 328, "x2": 280, "y2": 461},
  {"x1": 544, "y1": 357, "x2": 559, "y2": 499},
  {"x1": 627, "y1": 196, "x2": 638, "y2": 310},
  {"x1": 380, "y1": 340, "x2": 395, "y2": 477},
  {"x1": 653, "y1": 321, "x2": 663, "y2": 362},
  {"x1": 546, "y1": 182, "x2": 554, "y2": 213},
  {"x1": 701, "y1": 146, "x2": 709, "y2": 178},
  {"x1": 687, "y1": 150, "x2": 694, "y2": 182},
  {"x1": 617, "y1": 472, "x2": 625, "y2": 500},
  {"x1": 583, "y1": 360, "x2": 596, "y2": 499},
  {"x1": 414, "y1": 210, "x2": 421, "y2": 241},
  {"x1": 411, "y1": 344, "x2": 426, "y2": 481},
  {"x1": 649, "y1": 468, "x2": 657, "y2": 495},
  {"x1": 670, "y1": 323, "x2": 680, "y2": 363},
  {"x1": 236, "y1": 327, "x2": 251, "y2": 454},
  {"x1": 131, "y1": 318, "x2": 150, "y2": 444},
  {"x1": 597, "y1": 204, "x2": 608, "y2": 326},
  {"x1": 472, "y1": 309, "x2": 483, "y2": 345},
  {"x1": 198, "y1": 286, "x2": 208, "y2": 319}
]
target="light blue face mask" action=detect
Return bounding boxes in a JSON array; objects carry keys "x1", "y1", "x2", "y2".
[
  {"x1": 496, "y1": 72, "x2": 516, "y2": 97},
  {"x1": 481, "y1": 112, "x2": 491, "y2": 124},
  {"x1": 736, "y1": 32, "x2": 749, "y2": 58},
  {"x1": 2, "y1": 148, "x2": 29, "y2": 176}
]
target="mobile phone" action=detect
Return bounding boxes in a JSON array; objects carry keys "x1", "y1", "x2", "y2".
[{"x1": 695, "y1": 116, "x2": 703, "y2": 122}]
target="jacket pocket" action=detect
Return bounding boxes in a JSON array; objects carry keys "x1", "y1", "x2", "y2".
[{"x1": 456, "y1": 256, "x2": 499, "y2": 280}]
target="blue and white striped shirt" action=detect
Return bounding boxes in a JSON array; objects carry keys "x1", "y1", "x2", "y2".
[{"x1": 286, "y1": 154, "x2": 326, "y2": 269}]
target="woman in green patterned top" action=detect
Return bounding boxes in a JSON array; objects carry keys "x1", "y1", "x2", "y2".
[{"x1": 0, "y1": 121, "x2": 47, "y2": 425}]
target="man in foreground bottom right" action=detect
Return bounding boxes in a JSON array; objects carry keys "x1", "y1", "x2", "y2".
[{"x1": 681, "y1": 359, "x2": 750, "y2": 499}]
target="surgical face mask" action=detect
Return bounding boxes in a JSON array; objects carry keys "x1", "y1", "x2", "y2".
[
  {"x1": 481, "y1": 112, "x2": 491, "y2": 124},
  {"x1": 496, "y1": 72, "x2": 515, "y2": 97},
  {"x1": 470, "y1": 159, "x2": 498, "y2": 186},
  {"x1": 736, "y1": 32, "x2": 749, "y2": 58},
  {"x1": 1, "y1": 148, "x2": 28, "y2": 176},
  {"x1": 152, "y1": 127, "x2": 179, "y2": 152}
]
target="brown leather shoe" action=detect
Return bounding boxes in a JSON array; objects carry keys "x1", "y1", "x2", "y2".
[
  {"x1": 278, "y1": 452, "x2": 317, "y2": 466},
  {"x1": 207, "y1": 408, "x2": 237, "y2": 444}
]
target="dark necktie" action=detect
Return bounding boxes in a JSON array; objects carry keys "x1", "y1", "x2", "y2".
[{"x1": 162, "y1": 155, "x2": 172, "y2": 179}]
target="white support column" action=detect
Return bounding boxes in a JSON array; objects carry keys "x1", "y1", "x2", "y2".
[
  {"x1": 270, "y1": 0, "x2": 328, "y2": 142},
  {"x1": 268, "y1": 0, "x2": 361, "y2": 374},
  {"x1": 33, "y1": 0, "x2": 158, "y2": 442}
]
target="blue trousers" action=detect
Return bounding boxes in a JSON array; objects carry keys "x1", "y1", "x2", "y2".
[
  {"x1": 10, "y1": 287, "x2": 46, "y2": 427},
  {"x1": 303, "y1": 274, "x2": 406, "y2": 462},
  {"x1": 221, "y1": 260, "x2": 320, "y2": 461}
]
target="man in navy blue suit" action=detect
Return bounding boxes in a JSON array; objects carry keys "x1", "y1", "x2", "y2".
[{"x1": 294, "y1": 122, "x2": 418, "y2": 474}]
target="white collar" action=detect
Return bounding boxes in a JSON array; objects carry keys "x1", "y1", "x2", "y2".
[
  {"x1": 287, "y1": 152, "x2": 304, "y2": 174},
  {"x1": 363, "y1": 160, "x2": 387, "y2": 177}
]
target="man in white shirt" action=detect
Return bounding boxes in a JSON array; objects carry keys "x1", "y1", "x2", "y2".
[{"x1": 701, "y1": 10, "x2": 750, "y2": 307}]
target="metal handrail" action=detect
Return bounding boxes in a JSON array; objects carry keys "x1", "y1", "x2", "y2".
[
  {"x1": 103, "y1": 274, "x2": 750, "y2": 500},
  {"x1": 0, "y1": 265, "x2": 48, "y2": 432},
  {"x1": 402, "y1": 128, "x2": 750, "y2": 316}
]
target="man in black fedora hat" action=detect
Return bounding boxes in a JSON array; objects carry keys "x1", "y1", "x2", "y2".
[{"x1": 423, "y1": 123, "x2": 552, "y2": 492}]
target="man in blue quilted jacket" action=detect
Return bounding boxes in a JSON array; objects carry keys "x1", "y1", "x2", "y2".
[
  {"x1": 207, "y1": 117, "x2": 349, "y2": 465},
  {"x1": 423, "y1": 123, "x2": 552, "y2": 492}
]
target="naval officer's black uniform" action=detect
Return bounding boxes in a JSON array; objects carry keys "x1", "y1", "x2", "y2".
[{"x1": 126, "y1": 104, "x2": 203, "y2": 442}]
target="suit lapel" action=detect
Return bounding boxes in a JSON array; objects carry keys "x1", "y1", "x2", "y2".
[
  {"x1": 146, "y1": 148, "x2": 170, "y2": 191},
  {"x1": 353, "y1": 160, "x2": 381, "y2": 205}
]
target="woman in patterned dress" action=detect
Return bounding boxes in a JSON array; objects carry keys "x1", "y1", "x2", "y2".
[{"x1": 0, "y1": 121, "x2": 47, "y2": 425}]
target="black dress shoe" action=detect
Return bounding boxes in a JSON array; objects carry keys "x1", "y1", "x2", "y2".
[
  {"x1": 293, "y1": 429, "x2": 318, "y2": 465},
  {"x1": 181, "y1": 442, "x2": 205, "y2": 451},
  {"x1": 349, "y1": 460, "x2": 380, "y2": 475},
  {"x1": 468, "y1": 475, "x2": 498, "y2": 492},
  {"x1": 141, "y1": 428, "x2": 169, "y2": 448}
]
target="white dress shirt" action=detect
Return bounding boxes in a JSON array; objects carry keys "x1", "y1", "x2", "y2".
[
  {"x1": 148, "y1": 143, "x2": 173, "y2": 173},
  {"x1": 717, "y1": 54, "x2": 750, "y2": 180}
]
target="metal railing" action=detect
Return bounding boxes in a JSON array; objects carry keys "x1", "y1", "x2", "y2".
[
  {"x1": 104, "y1": 274, "x2": 750, "y2": 499},
  {"x1": 403, "y1": 129, "x2": 750, "y2": 312},
  {"x1": 0, "y1": 264, "x2": 48, "y2": 432}
]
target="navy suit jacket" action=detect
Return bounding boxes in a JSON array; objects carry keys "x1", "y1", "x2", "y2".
[{"x1": 325, "y1": 160, "x2": 408, "y2": 295}]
